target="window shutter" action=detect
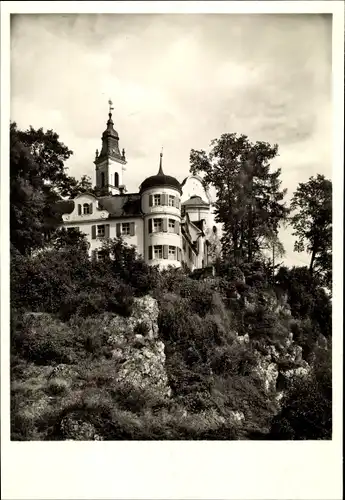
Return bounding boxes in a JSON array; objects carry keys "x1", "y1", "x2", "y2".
[
  {"x1": 149, "y1": 195, "x2": 153, "y2": 207},
  {"x1": 175, "y1": 221, "x2": 180, "y2": 234},
  {"x1": 163, "y1": 218, "x2": 168, "y2": 232},
  {"x1": 149, "y1": 219, "x2": 153, "y2": 233},
  {"x1": 91, "y1": 225, "x2": 96, "y2": 239},
  {"x1": 105, "y1": 224, "x2": 110, "y2": 238},
  {"x1": 162, "y1": 194, "x2": 167, "y2": 205},
  {"x1": 177, "y1": 248, "x2": 181, "y2": 261},
  {"x1": 78, "y1": 204, "x2": 82, "y2": 215},
  {"x1": 130, "y1": 222, "x2": 135, "y2": 236},
  {"x1": 89, "y1": 203, "x2": 93, "y2": 214},
  {"x1": 148, "y1": 245, "x2": 153, "y2": 260},
  {"x1": 163, "y1": 245, "x2": 168, "y2": 259},
  {"x1": 174, "y1": 197, "x2": 178, "y2": 208},
  {"x1": 116, "y1": 223, "x2": 121, "y2": 237}
]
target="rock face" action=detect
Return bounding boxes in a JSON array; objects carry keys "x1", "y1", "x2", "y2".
[{"x1": 107, "y1": 296, "x2": 171, "y2": 397}]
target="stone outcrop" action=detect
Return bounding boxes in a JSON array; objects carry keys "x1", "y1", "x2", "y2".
[{"x1": 107, "y1": 296, "x2": 171, "y2": 397}]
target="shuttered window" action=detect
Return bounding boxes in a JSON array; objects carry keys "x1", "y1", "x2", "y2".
[
  {"x1": 153, "y1": 218, "x2": 162, "y2": 232},
  {"x1": 97, "y1": 225, "x2": 105, "y2": 238},
  {"x1": 168, "y1": 219, "x2": 175, "y2": 232},
  {"x1": 96, "y1": 224, "x2": 110, "y2": 238},
  {"x1": 122, "y1": 223, "x2": 130, "y2": 235},
  {"x1": 153, "y1": 194, "x2": 161, "y2": 206},
  {"x1": 168, "y1": 246, "x2": 176, "y2": 259},
  {"x1": 154, "y1": 245, "x2": 163, "y2": 259}
]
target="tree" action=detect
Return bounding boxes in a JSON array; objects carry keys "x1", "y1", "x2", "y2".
[
  {"x1": 10, "y1": 123, "x2": 75, "y2": 254},
  {"x1": 290, "y1": 174, "x2": 332, "y2": 289},
  {"x1": 190, "y1": 133, "x2": 289, "y2": 265}
]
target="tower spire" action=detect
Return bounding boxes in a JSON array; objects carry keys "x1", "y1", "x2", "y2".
[
  {"x1": 158, "y1": 147, "x2": 164, "y2": 175},
  {"x1": 108, "y1": 99, "x2": 114, "y2": 118}
]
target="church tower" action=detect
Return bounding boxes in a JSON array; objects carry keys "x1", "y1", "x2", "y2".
[{"x1": 94, "y1": 100, "x2": 127, "y2": 195}]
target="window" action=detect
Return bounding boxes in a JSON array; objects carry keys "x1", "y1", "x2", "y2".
[
  {"x1": 83, "y1": 203, "x2": 90, "y2": 215},
  {"x1": 101, "y1": 172, "x2": 105, "y2": 188},
  {"x1": 97, "y1": 225, "x2": 105, "y2": 238},
  {"x1": 154, "y1": 245, "x2": 163, "y2": 259},
  {"x1": 168, "y1": 219, "x2": 175, "y2": 232},
  {"x1": 153, "y1": 194, "x2": 161, "y2": 206},
  {"x1": 168, "y1": 246, "x2": 176, "y2": 259},
  {"x1": 115, "y1": 172, "x2": 119, "y2": 187},
  {"x1": 153, "y1": 218, "x2": 162, "y2": 233},
  {"x1": 121, "y1": 222, "x2": 130, "y2": 235},
  {"x1": 168, "y1": 195, "x2": 175, "y2": 207}
]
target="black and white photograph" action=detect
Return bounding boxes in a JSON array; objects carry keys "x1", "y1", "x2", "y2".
[{"x1": 1, "y1": 1, "x2": 343, "y2": 499}]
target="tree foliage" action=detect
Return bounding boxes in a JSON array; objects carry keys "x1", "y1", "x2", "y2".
[
  {"x1": 10, "y1": 123, "x2": 75, "y2": 254},
  {"x1": 190, "y1": 133, "x2": 289, "y2": 265},
  {"x1": 290, "y1": 174, "x2": 332, "y2": 289}
]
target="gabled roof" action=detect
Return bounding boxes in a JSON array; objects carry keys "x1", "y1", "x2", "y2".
[
  {"x1": 54, "y1": 193, "x2": 142, "y2": 219},
  {"x1": 98, "y1": 194, "x2": 142, "y2": 217}
]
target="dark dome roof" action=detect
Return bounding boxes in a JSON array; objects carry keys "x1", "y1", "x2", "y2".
[
  {"x1": 140, "y1": 173, "x2": 181, "y2": 193},
  {"x1": 140, "y1": 153, "x2": 182, "y2": 194}
]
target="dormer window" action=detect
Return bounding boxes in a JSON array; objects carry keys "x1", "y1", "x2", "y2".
[
  {"x1": 83, "y1": 203, "x2": 91, "y2": 215},
  {"x1": 78, "y1": 202, "x2": 93, "y2": 216}
]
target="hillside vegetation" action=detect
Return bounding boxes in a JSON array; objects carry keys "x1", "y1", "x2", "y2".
[{"x1": 11, "y1": 236, "x2": 332, "y2": 440}]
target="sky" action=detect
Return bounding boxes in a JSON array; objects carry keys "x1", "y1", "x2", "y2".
[{"x1": 10, "y1": 13, "x2": 332, "y2": 268}]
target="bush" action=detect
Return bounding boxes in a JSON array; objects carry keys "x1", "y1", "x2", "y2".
[{"x1": 12, "y1": 313, "x2": 78, "y2": 365}]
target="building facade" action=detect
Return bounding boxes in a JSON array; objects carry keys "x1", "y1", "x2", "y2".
[{"x1": 57, "y1": 109, "x2": 220, "y2": 271}]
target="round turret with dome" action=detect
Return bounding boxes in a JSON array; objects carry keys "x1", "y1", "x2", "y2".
[{"x1": 141, "y1": 152, "x2": 182, "y2": 268}]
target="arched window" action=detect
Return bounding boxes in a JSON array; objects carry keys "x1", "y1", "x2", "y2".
[
  {"x1": 115, "y1": 172, "x2": 119, "y2": 187},
  {"x1": 101, "y1": 172, "x2": 105, "y2": 188},
  {"x1": 83, "y1": 203, "x2": 90, "y2": 215}
]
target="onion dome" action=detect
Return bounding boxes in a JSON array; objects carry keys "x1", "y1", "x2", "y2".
[{"x1": 140, "y1": 151, "x2": 182, "y2": 194}]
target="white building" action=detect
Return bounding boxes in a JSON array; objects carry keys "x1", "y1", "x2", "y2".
[{"x1": 56, "y1": 109, "x2": 220, "y2": 271}]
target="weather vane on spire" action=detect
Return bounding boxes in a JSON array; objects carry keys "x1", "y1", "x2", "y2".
[{"x1": 108, "y1": 99, "x2": 114, "y2": 114}]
